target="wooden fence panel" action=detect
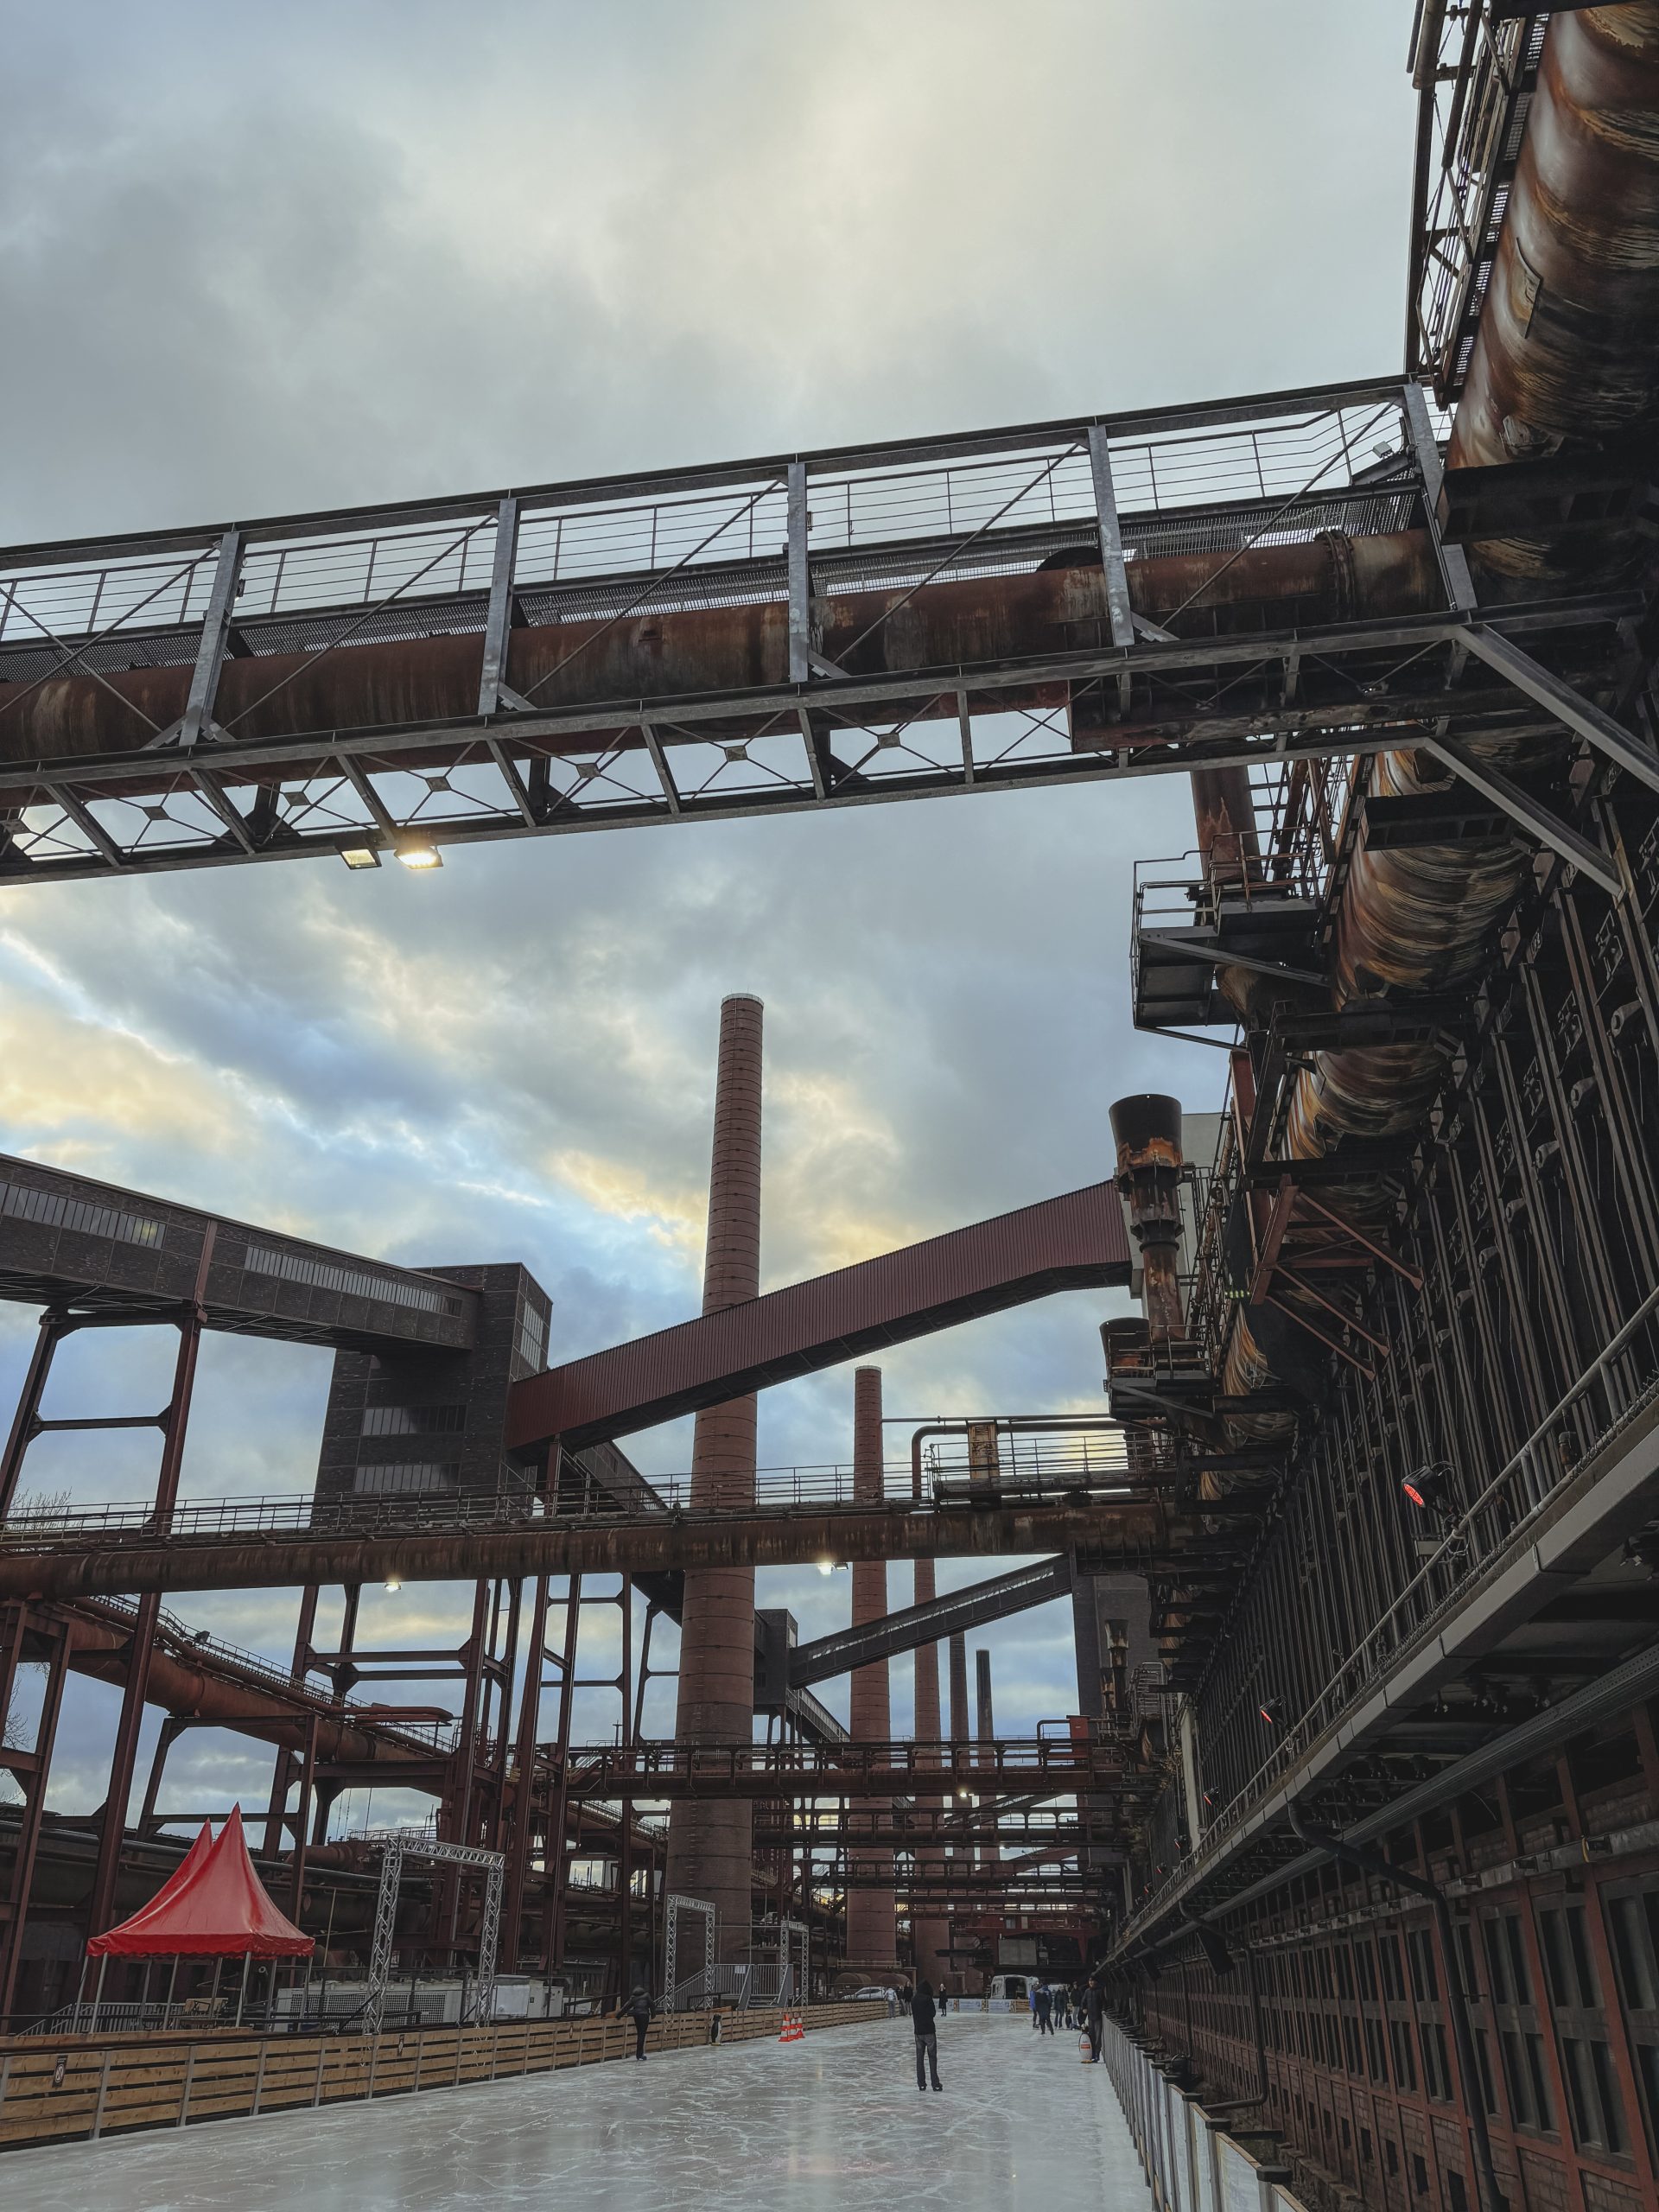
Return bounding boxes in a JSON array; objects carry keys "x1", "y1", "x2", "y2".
[{"x1": 0, "y1": 1997, "x2": 889, "y2": 2152}]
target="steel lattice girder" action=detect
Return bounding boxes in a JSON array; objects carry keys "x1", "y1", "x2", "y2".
[{"x1": 0, "y1": 368, "x2": 1642, "y2": 887}]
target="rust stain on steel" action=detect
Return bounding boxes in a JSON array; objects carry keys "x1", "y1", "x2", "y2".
[
  {"x1": 1110, "y1": 1096, "x2": 1186, "y2": 1347},
  {"x1": 63, "y1": 1606, "x2": 428, "y2": 1766},
  {"x1": 509, "y1": 1180, "x2": 1132, "y2": 1452},
  {"x1": 1283, "y1": 10, "x2": 1659, "y2": 1177},
  {"x1": 0, "y1": 1499, "x2": 1184, "y2": 1605},
  {"x1": 0, "y1": 531, "x2": 1440, "y2": 779},
  {"x1": 1448, "y1": 4, "x2": 1659, "y2": 582}
]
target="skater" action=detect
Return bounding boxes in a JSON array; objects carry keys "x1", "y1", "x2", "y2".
[
  {"x1": 1084, "y1": 1972, "x2": 1103, "y2": 2063},
  {"x1": 1035, "y1": 1981, "x2": 1054, "y2": 2035},
  {"x1": 627, "y1": 1982, "x2": 654, "y2": 2060},
  {"x1": 912, "y1": 1979, "x2": 943, "y2": 2092}
]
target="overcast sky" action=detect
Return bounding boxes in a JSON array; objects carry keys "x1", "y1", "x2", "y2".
[{"x1": 0, "y1": 0, "x2": 1414, "y2": 1837}]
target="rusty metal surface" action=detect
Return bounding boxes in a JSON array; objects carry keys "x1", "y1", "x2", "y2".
[
  {"x1": 1111, "y1": 1096, "x2": 1186, "y2": 1346},
  {"x1": 1281, "y1": 10, "x2": 1659, "y2": 1178},
  {"x1": 844, "y1": 1363, "x2": 896, "y2": 1967},
  {"x1": 1448, "y1": 4, "x2": 1659, "y2": 582},
  {"x1": 62, "y1": 1605, "x2": 435, "y2": 1769},
  {"x1": 0, "y1": 1497, "x2": 1185, "y2": 1605},
  {"x1": 667, "y1": 992, "x2": 763, "y2": 1955},
  {"x1": 509, "y1": 1179, "x2": 1132, "y2": 1452},
  {"x1": 0, "y1": 531, "x2": 1441, "y2": 781}
]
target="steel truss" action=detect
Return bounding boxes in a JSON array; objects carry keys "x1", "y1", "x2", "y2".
[
  {"x1": 662, "y1": 1893, "x2": 714, "y2": 2011},
  {"x1": 0, "y1": 374, "x2": 1639, "y2": 887},
  {"x1": 364, "y1": 1833, "x2": 505, "y2": 2034}
]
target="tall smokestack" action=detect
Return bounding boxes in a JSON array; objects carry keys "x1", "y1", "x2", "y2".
[
  {"x1": 844, "y1": 1366, "x2": 896, "y2": 1974},
  {"x1": 910, "y1": 1500, "x2": 950, "y2": 1993},
  {"x1": 949, "y1": 1633, "x2": 969, "y2": 1745},
  {"x1": 976, "y1": 1649, "x2": 995, "y2": 1745},
  {"x1": 665, "y1": 994, "x2": 763, "y2": 1961}
]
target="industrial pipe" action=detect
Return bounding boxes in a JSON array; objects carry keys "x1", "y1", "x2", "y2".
[
  {"x1": 0, "y1": 532, "x2": 1442, "y2": 783},
  {"x1": 1219, "y1": 11, "x2": 1659, "y2": 1417},
  {"x1": 63, "y1": 1610, "x2": 432, "y2": 1769},
  {"x1": 1292, "y1": 8, "x2": 1659, "y2": 1160}
]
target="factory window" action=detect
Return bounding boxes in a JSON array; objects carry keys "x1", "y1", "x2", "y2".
[
  {"x1": 361, "y1": 1404, "x2": 467, "y2": 1437},
  {"x1": 351, "y1": 1463, "x2": 459, "y2": 1496},
  {"x1": 245, "y1": 1243, "x2": 448, "y2": 1313},
  {"x1": 1473, "y1": 2026, "x2": 1498, "y2": 2115},
  {"x1": 1378, "y1": 1934, "x2": 1407, "y2": 2004},
  {"x1": 518, "y1": 1300, "x2": 548, "y2": 1374},
  {"x1": 1408, "y1": 1927, "x2": 1438, "y2": 2003},
  {"x1": 1500, "y1": 2030, "x2": 1554, "y2": 2135},
  {"x1": 1539, "y1": 1904, "x2": 1598, "y2": 2009},
  {"x1": 1390, "y1": 2019, "x2": 1416, "y2": 2093},
  {"x1": 1560, "y1": 2036, "x2": 1624, "y2": 2155},
  {"x1": 1354, "y1": 1938, "x2": 1377, "y2": 2003},
  {"x1": 0, "y1": 1177, "x2": 165, "y2": 1249},
  {"x1": 1421, "y1": 2021, "x2": 1453, "y2": 2103},
  {"x1": 1411, "y1": 2152, "x2": 1428, "y2": 2196},
  {"x1": 1605, "y1": 1885, "x2": 1659, "y2": 2162}
]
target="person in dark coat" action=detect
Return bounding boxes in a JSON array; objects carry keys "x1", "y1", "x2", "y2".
[
  {"x1": 1034, "y1": 1980, "x2": 1054, "y2": 2034},
  {"x1": 627, "y1": 1982, "x2": 654, "y2": 2060},
  {"x1": 912, "y1": 1978, "x2": 943, "y2": 2091},
  {"x1": 1084, "y1": 1972, "x2": 1103, "y2": 2063}
]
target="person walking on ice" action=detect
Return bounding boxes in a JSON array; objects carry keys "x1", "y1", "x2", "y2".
[
  {"x1": 912, "y1": 1979, "x2": 943, "y2": 2092},
  {"x1": 627, "y1": 1983, "x2": 656, "y2": 2060}
]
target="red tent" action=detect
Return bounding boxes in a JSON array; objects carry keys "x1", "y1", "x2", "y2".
[{"x1": 88, "y1": 1805, "x2": 314, "y2": 1959}]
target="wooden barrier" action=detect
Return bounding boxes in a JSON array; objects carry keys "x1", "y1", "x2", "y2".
[{"x1": 0, "y1": 1999, "x2": 888, "y2": 2152}]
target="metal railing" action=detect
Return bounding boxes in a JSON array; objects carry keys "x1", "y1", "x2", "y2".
[
  {"x1": 1122, "y1": 1282, "x2": 1659, "y2": 1944},
  {"x1": 1, "y1": 1455, "x2": 1154, "y2": 1551},
  {"x1": 1408, "y1": 3, "x2": 1549, "y2": 400},
  {"x1": 75, "y1": 1595, "x2": 459, "y2": 1751}
]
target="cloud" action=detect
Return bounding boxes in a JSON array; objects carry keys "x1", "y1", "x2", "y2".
[{"x1": 0, "y1": 0, "x2": 1414, "y2": 1805}]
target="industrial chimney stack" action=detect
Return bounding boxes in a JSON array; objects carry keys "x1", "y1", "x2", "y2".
[{"x1": 664, "y1": 994, "x2": 764, "y2": 1961}]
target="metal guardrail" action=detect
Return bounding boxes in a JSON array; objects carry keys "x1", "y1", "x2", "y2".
[
  {"x1": 82, "y1": 1595, "x2": 459, "y2": 1751},
  {"x1": 1407, "y1": 3, "x2": 1549, "y2": 400},
  {"x1": 0, "y1": 1459, "x2": 1151, "y2": 1552},
  {"x1": 0, "y1": 377, "x2": 1435, "y2": 887},
  {"x1": 1121, "y1": 1282, "x2": 1659, "y2": 1946}
]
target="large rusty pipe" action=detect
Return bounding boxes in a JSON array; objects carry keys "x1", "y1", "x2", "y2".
[
  {"x1": 1228, "y1": 10, "x2": 1659, "y2": 1411},
  {"x1": 0, "y1": 532, "x2": 1441, "y2": 779},
  {"x1": 1448, "y1": 5, "x2": 1659, "y2": 583},
  {"x1": 1285, "y1": 9, "x2": 1659, "y2": 1166},
  {"x1": 62, "y1": 1612, "x2": 428, "y2": 1768},
  {"x1": 0, "y1": 1498, "x2": 1184, "y2": 1605}
]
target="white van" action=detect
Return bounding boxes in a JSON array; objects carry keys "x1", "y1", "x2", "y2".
[{"x1": 988, "y1": 1973, "x2": 1033, "y2": 2011}]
